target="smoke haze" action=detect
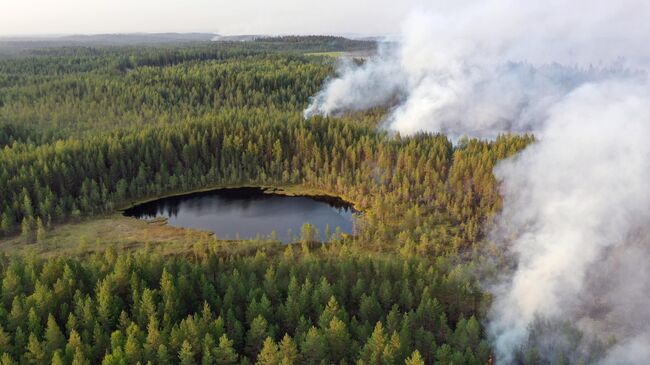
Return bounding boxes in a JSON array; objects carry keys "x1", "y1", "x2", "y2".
[
  {"x1": 305, "y1": 0, "x2": 650, "y2": 363},
  {"x1": 491, "y1": 81, "x2": 650, "y2": 363},
  {"x1": 305, "y1": 0, "x2": 650, "y2": 138}
]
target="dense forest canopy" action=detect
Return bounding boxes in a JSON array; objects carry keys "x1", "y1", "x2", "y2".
[{"x1": 0, "y1": 37, "x2": 572, "y2": 364}]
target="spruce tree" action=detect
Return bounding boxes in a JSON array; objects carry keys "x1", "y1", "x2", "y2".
[
  {"x1": 255, "y1": 337, "x2": 279, "y2": 365},
  {"x1": 44, "y1": 315, "x2": 65, "y2": 358},
  {"x1": 179, "y1": 340, "x2": 196, "y2": 365},
  {"x1": 214, "y1": 335, "x2": 238, "y2": 365},
  {"x1": 405, "y1": 350, "x2": 425, "y2": 365}
]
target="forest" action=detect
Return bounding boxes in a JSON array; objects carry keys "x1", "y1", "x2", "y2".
[{"x1": 0, "y1": 37, "x2": 555, "y2": 364}]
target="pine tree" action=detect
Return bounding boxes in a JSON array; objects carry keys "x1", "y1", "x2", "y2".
[
  {"x1": 51, "y1": 351, "x2": 65, "y2": 365},
  {"x1": 157, "y1": 344, "x2": 172, "y2": 365},
  {"x1": 383, "y1": 331, "x2": 401, "y2": 364},
  {"x1": 359, "y1": 322, "x2": 387, "y2": 364},
  {"x1": 255, "y1": 337, "x2": 279, "y2": 365},
  {"x1": 13, "y1": 327, "x2": 26, "y2": 359},
  {"x1": 214, "y1": 334, "x2": 238, "y2": 365},
  {"x1": 278, "y1": 334, "x2": 298, "y2": 365},
  {"x1": 318, "y1": 296, "x2": 343, "y2": 329},
  {"x1": 0, "y1": 213, "x2": 12, "y2": 236},
  {"x1": 405, "y1": 350, "x2": 425, "y2": 365},
  {"x1": 324, "y1": 317, "x2": 349, "y2": 363},
  {"x1": 97, "y1": 280, "x2": 118, "y2": 329},
  {"x1": 144, "y1": 316, "x2": 161, "y2": 363},
  {"x1": 124, "y1": 326, "x2": 142, "y2": 364},
  {"x1": 299, "y1": 327, "x2": 325, "y2": 365},
  {"x1": 22, "y1": 191, "x2": 33, "y2": 218},
  {"x1": 201, "y1": 334, "x2": 215, "y2": 365},
  {"x1": 109, "y1": 331, "x2": 125, "y2": 353},
  {"x1": 300, "y1": 223, "x2": 318, "y2": 244},
  {"x1": 21, "y1": 216, "x2": 35, "y2": 243},
  {"x1": 246, "y1": 315, "x2": 269, "y2": 358},
  {"x1": 27, "y1": 308, "x2": 41, "y2": 337},
  {"x1": 35, "y1": 217, "x2": 46, "y2": 244},
  {"x1": 0, "y1": 353, "x2": 15, "y2": 365},
  {"x1": 179, "y1": 340, "x2": 196, "y2": 365},
  {"x1": 435, "y1": 344, "x2": 453, "y2": 364},
  {"x1": 66, "y1": 329, "x2": 86, "y2": 364},
  {"x1": 44, "y1": 314, "x2": 65, "y2": 358},
  {"x1": 71, "y1": 347, "x2": 89, "y2": 365},
  {"x1": 0, "y1": 325, "x2": 12, "y2": 355},
  {"x1": 26, "y1": 333, "x2": 46, "y2": 365},
  {"x1": 160, "y1": 269, "x2": 178, "y2": 326}
]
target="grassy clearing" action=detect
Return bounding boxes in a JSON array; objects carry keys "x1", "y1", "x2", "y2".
[
  {"x1": 303, "y1": 51, "x2": 345, "y2": 57},
  {"x1": 0, "y1": 214, "x2": 205, "y2": 257},
  {"x1": 304, "y1": 50, "x2": 375, "y2": 59},
  {"x1": 0, "y1": 213, "x2": 285, "y2": 257}
]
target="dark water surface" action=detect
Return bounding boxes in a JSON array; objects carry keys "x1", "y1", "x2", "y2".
[{"x1": 123, "y1": 187, "x2": 356, "y2": 242}]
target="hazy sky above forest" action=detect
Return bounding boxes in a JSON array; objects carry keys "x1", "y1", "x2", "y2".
[{"x1": 0, "y1": 0, "x2": 429, "y2": 36}]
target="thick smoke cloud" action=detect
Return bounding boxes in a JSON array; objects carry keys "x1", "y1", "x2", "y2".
[
  {"x1": 491, "y1": 81, "x2": 650, "y2": 363},
  {"x1": 305, "y1": 0, "x2": 650, "y2": 138},
  {"x1": 304, "y1": 43, "x2": 405, "y2": 117},
  {"x1": 305, "y1": 0, "x2": 650, "y2": 363}
]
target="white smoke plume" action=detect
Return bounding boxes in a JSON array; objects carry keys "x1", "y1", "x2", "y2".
[
  {"x1": 303, "y1": 43, "x2": 405, "y2": 117},
  {"x1": 305, "y1": 0, "x2": 650, "y2": 363},
  {"x1": 305, "y1": 1, "x2": 650, "y2": 138},
  {"x1": 491, "y1": 81, "x2": 650, "y2": 364}
]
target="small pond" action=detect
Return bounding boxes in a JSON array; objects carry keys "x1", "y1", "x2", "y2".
[{"x1": 123, "y1": 187, "x2": 357, "y2": 243}]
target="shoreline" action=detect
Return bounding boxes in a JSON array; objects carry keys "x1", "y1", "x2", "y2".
[{"x1": 117, "y1": 183, "x2": 361, "y2": 213}]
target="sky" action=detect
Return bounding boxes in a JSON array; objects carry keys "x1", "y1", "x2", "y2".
[{"x1": 0, "y1": 0, "x2": 427, "y2": 36}]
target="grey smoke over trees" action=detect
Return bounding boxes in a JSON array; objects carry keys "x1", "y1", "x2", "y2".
[
  {"x1": 305, "y1": 0, "x2": 650, "y2": 363},
  {"x1": 491, "y1": 81, "x2": 650, "y2": 364}
]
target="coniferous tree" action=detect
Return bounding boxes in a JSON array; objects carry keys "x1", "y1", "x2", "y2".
[
  {"x1": 179, "y1": 340, "x2": 196, "y2": 365},
  {"x1": 405, "y1": 350, "x2": 425, "y2": 365},
  {"x1": 299, "y1": 327, "x2": 325, "y2": 365},
  {"x1": 44, "y1": 315, "x2": 66, "y2": 359},
  {"x1": 214, "y1": 335, "x2": 238, "y2": 365},
  {"x1": 255, "y1": 337, "x2": 280, "y2": 365}
]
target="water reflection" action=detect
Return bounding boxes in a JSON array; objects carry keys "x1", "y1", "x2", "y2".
[{"x1": 123, "y1": 187, "x2": 356, "y2": 243}]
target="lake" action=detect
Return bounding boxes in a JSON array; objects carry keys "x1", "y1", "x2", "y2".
[{"x1": 123, "y1": 187, "x2": 356, "y2": 242}]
